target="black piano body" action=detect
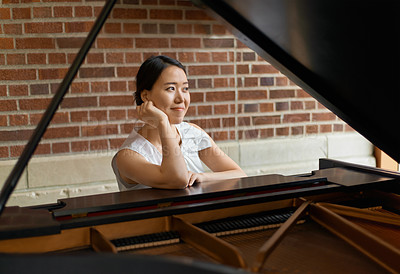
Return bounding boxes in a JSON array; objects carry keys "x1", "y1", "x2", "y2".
[
  {"x1": 1, "y1": 159, "x2": 400, "y2": 273},
  {"x1": 1, "y1": 0, "x2": 400, "y2": 273}
]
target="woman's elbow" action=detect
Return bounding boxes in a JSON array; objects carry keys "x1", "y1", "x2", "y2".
[
  {"x1": 231, "y1": 167, "x2": 247, "y2": 178},
  {"x1": 154, "y1": 173, "x2": 188, "y2": 189},
  {"x1": 239, "y1": 169, "x2": 247, "y2": 177},
  {"x1": 168, "y1": 174, "x2": 189, "y2": 189}
]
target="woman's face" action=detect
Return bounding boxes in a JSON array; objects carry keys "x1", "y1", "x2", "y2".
[{"x1": 145, "y1": 65, "x2": 190, "y2": 125}]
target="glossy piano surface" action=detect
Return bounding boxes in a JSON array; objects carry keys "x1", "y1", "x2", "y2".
[
  {"x1": 53, "y1": 173, "x2": 330, "y2": 220},
  {"x1": 0, "y1": 160, "x2": 398, "y2": 234},
  {"x1": 48, "y1": 164, "x2": 393, "y2": 228}
]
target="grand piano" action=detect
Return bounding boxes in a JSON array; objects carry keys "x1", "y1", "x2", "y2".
[{"x1": 1, "y1": 0, "x2": 400, "y2": 273}]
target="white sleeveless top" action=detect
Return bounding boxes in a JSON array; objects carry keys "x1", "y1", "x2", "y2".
[{"x1": 111, "y1": 122, "x2": 212, "y2": 191}]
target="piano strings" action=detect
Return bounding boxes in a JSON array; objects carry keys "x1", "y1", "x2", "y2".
[{"x1": 111, "y1": 208, "x2": 304, "y2": 252}]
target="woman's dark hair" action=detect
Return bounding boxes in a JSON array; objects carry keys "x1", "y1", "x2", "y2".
[{"x1": 135, "y1": 55, "x2": 186, "y2": 105}]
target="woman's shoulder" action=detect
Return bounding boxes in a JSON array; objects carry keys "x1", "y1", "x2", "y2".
[{"x1": 177, "y1": 122, "x2": 208, "y2": 136}]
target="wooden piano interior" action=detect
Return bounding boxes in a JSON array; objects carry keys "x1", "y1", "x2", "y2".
[{"x1": 1, "y1": 162, "x2": 400, "y2": 273}]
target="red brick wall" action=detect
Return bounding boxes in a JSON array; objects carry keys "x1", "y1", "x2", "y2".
[{"x1": 0, "y1": 0, "x2": 351, "y2": 160}]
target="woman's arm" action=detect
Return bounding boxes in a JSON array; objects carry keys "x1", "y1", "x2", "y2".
[
  {"x1": 116, "y1": 101, "x2": 189, "y2": 189},
  {"x1": 189, "y1": 124, "x2": 247, "y2": 185}
]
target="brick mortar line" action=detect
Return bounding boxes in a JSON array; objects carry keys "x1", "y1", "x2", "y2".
[
  {"x1": 16, "y1": 137, "x2": 121, "y2": 144},
  {"x1": 1, "y1": 117, "x2": 135, "y2": 128},
  {"x1": 0, "y1": 115, "x2": 337, "y2": 132},
  {"x1": 0, "y1": 2, "x2": 103, "y2": 7},
  {"x1": 128, "y1": 18, "x2": 231, "y2": 23},
  {"x1": 235, "y1": 126, "x2": 346, "y2": 134},
  {"x1": 233, "y1": 37, "x2": 239, "y2": 141},
  {"x1": 236, "y1": 99, "x2": 317, "y2": 104},
  {"x1": 237, "y1": 121, "x2": 346, "y2": 128},
  {"x1": 1, "y1": 94, "x2": 315, "y2": 103},
  {"x1": 1, "y1": 138, "x2": 120, "y2": 148},
  {"x1": 0, "y1": 107, "x2": 330, "y2": 122},
  {"x1": 1, "y1": 92, "x2": 133, "y2": 98},
  {"x1": 0, "y1": 92, "x2": 293, "y2": 98},
  {"x1": 0, "y1": 18, "x2": 97, "y2": 23},
  {"x1": 1, "y1": 5, "x2": 202, "y2": 12},
  {"x1": 1, "y1": 92, "x2": 133, "y2": 99},
  {"x1": 1, "y1": 61, "x2": 255, "y2": 67},
  {"x1": 0, "y1": 119, "x2": 239, "y2": 132},
  {"x1": 0, "y1": 117, "x2": 340, "y2": 133},
  {"x1": 1, "y1": 137, "x2": 119, "y2": 147},
  {"x1": 186, "y1": 113, "x2": 239, "y2": 118},
  {"x1": 235, "y1": 109, "x2": 334, "y2": 115},
  {"x1": 76, "y1": 48, "x2": 250, "y2": 52},
  {"x1": 0, "y1": 34, "x2": 236, "y2": 40},
  {"x1": 0, "y1": 33, "x2": 235, "y2": 38},
  {"x1": 0, "y1": 21, "x2": 223, "y2": 31},
  {"x1": 0, "y1": 110, "x2": 131, "y2": 119},
  {"x1": 123, "y1": 5, "x2": 202, "y2": 10},
  {"x1": 0, "y1": 49, "x2": 82, "y2": 54},
  {"x1": 0, "y1": 56, "x2": 248, "y2": 64}
]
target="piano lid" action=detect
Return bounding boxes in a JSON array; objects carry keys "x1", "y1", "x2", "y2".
[{"x1": 193, "y1": 0, "x2": 400, "y2": 163}]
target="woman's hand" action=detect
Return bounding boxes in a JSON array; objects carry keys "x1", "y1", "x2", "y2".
[
  {"x1": 187, "y1": 171, "x2": 206, "y2": 187},
  {"x1": 136, "y1": 100, "x2": 168, "y2": 128}
]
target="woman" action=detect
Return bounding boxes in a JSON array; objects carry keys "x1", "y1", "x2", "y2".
[{"x1": 112, "y1": 55, "x2": 246, "y2": 190}]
